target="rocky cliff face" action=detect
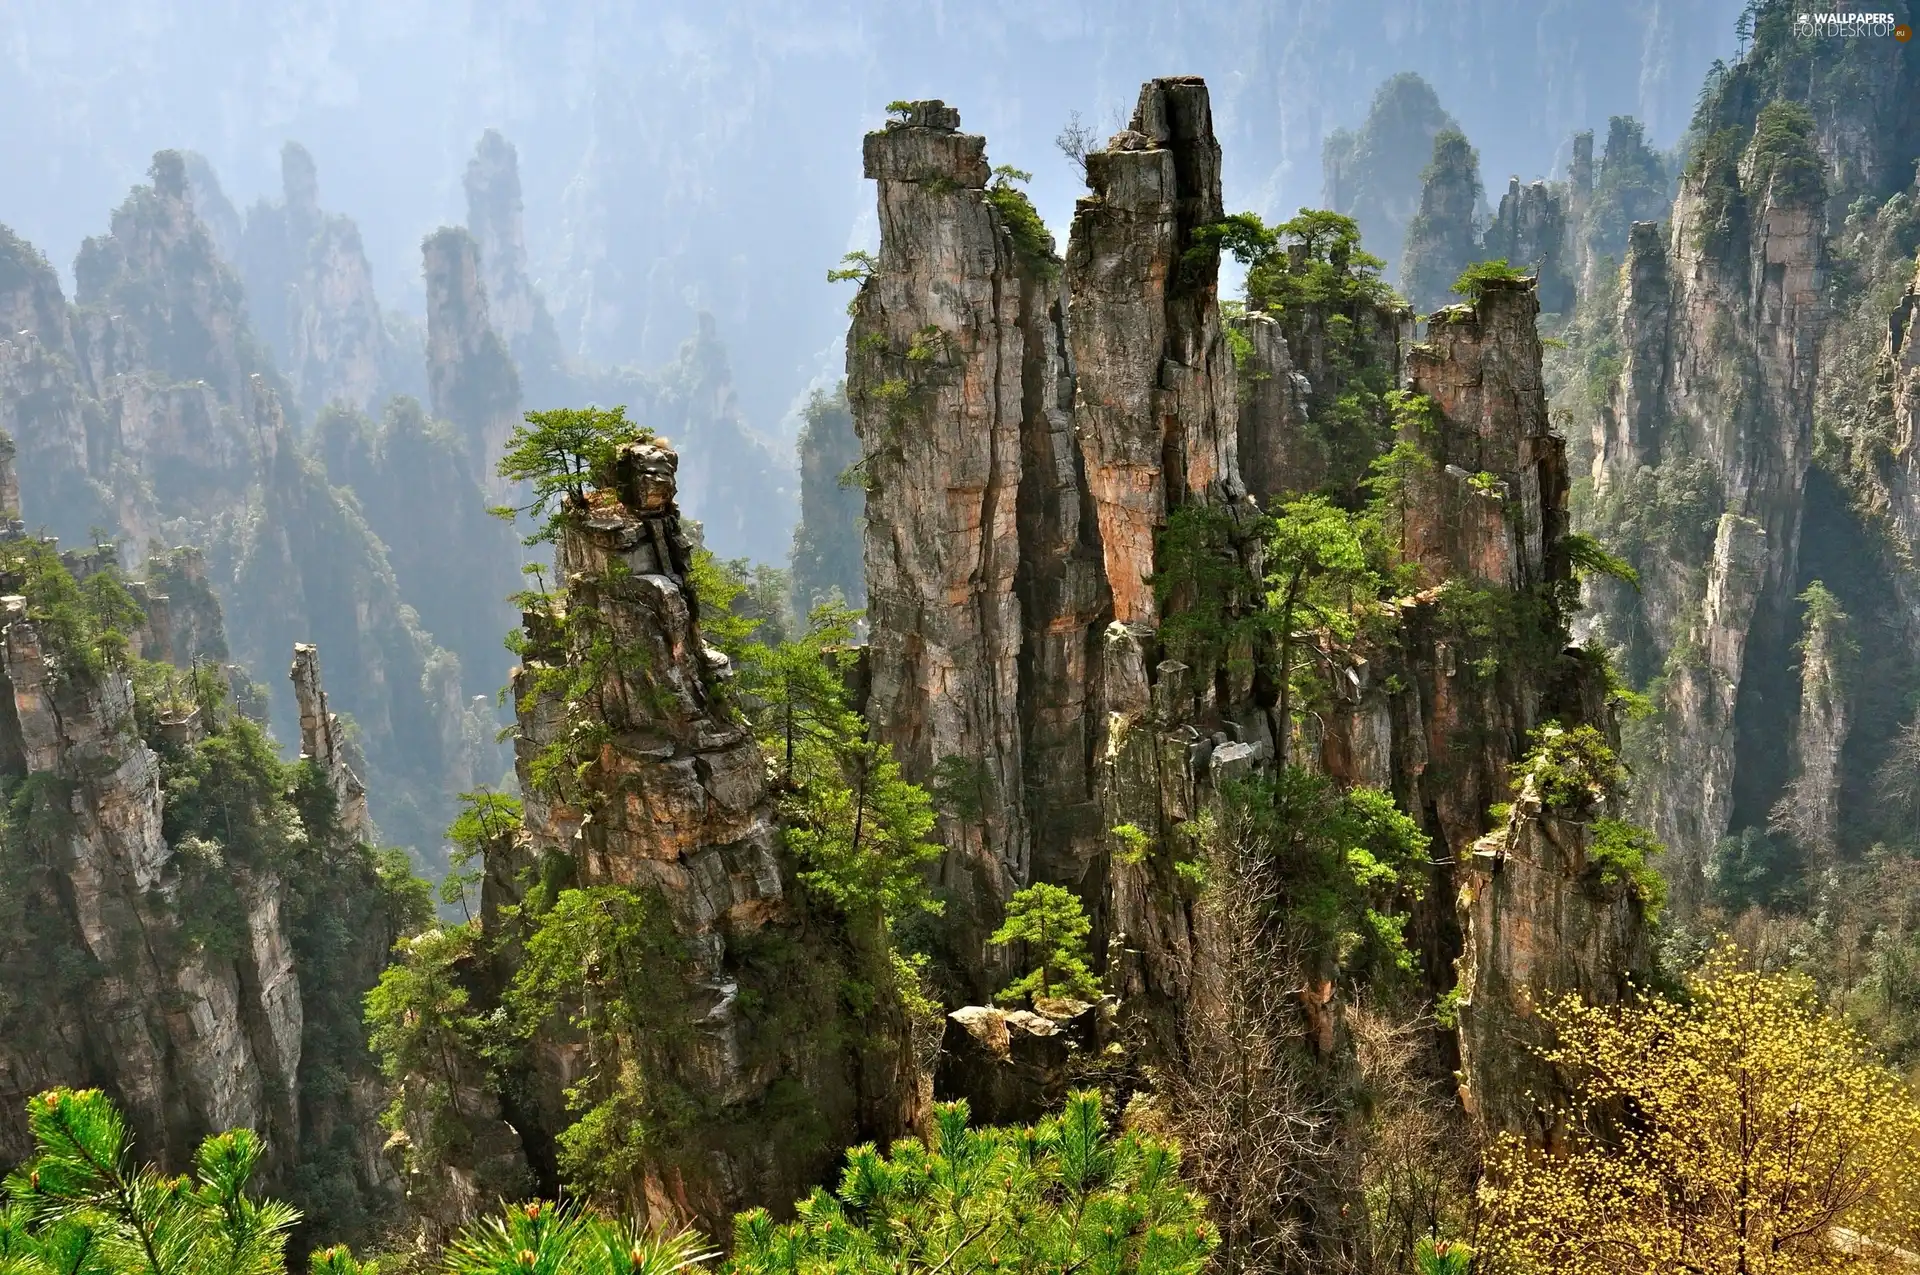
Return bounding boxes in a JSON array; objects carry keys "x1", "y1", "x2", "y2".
[
  {"x1": 464, "y1": 130, "x2": 569, "y2": 408},
  {"x1": 0, "y1": 537, "x2": 414, "y2": 1246},
  {"x1": 1586, "y1": 121, "x2": 1826, "y2": 870},
  {"x1": 492, "y1": 438, "x2": 913, "y2": 1232},
  {"x1": 424, "y1": 225, "x2": 523, "y2": 488},
  {"x1": 847, "y1": 80, "x2": 1649, "y2": 1145},
  {"x1": 848, "y1": 101, "x2": 1051, "y2": 968},
  {"x1": 0, "y1": 572, "x2": 295, "y2": 1174},
  {"x1": 1484, "y1": 177, "x2": 1572, "y2": 314},
  {"x1": 238, "y1": 144, "x2": 389, "y2": 417}
]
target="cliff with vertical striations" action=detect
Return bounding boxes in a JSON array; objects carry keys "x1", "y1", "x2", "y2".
[
  {"x1": 491, "y1": 437, "x2": 914, "y2": 1233},
  {"x1": 424, "y1": 226, "x2": 523, "y2": 488},
  {"x1": 849, "y1": 101, "x2": 1044, "y2": 980},
  {"x1": 465, "y1": 130, "x2": 570, "y2": 408},
  {"x1": 845, "y1": 81, "x2": 1653, "y2": 1160},
  {"x1": 0, "y1": 523, "x2": 417, "y2": 1246}
]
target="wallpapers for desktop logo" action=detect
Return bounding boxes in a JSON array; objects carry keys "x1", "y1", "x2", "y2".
[{"x1": 1792, "y1": 7, "x2": 1910, "y2": 39}]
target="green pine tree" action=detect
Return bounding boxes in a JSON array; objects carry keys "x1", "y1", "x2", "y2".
[
  {"x1": 728, "y1": 1092, "x2": 1214, "y2": 1275},
  {"x1": 990, "y1": 883, "x2": 1100, "y2": 1006}
]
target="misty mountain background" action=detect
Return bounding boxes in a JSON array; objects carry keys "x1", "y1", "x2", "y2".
[{"x1": 3, "y1": 0, "x2": 1741, "y2": 455}]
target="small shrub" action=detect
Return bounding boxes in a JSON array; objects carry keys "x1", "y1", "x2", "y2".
[{"x1": 1586, "y1": 818, "x2": 1668, "y2": 918}]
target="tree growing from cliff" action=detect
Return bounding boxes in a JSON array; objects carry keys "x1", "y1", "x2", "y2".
[
  {"x1": 728, "y1": 1091, "x2": 1215, "y2": 1275},
  {"x1": 990, "y1": 883, "x2": 1099, "y2": 1006},
  {"x1": 1265, "y1": 496, "x2": 1379, "y2": 768},
  {"x1": 784, "y1": 739, "x2": 943, "y2": 933},
  {"x1": 493, "y1": 405, "x2": 651, "y2": 544},
  {"x1": 1480, "y1": 951, "x2": 1920, "y2": 1271}
]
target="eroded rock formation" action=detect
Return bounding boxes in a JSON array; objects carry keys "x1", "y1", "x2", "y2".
[
  {"x1": 240, "y1": 144, "x2": 390, "y2": 416},
  {"x1": 465, "y1": 130, "x2": 569, "y2": 407},
  {"x1": 292, "y1": 643, "x2": 374, "y2": 842},
  {"x1": 424, "y1": 226, "x2": 522, "y2": 486},
  {"x1": 492, "y1": 438, "x2": 914, "y2": 1233}
]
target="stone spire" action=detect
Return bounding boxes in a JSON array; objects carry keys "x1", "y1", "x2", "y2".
[
  {"x1": 290, "y1": 642, "x2": 373, "y2": 842},
  {"x1": 0, "y1": 431, "x2": 18, "y2": 526},
  {"x1": 1066, "y1": 76, "x2": 1245, "y2": 630},
  {"x1": 848, "y1": 100, "x2": 1039, "y2": 939},
  {"x1": 423, "y1": 225, "x2": 521, "y2": 484}
]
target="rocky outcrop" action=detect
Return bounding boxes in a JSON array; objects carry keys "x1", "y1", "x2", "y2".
[
  {"x1": 933, "y1": 1003, "x2": 1100, "y2": 1126},
  {"x1": 1483, "y1": 178, "x2": 1572, "y2": 315},
  {"x1": 1454, "y1": 783, "x2": 1654, "y2": 1142},
  {"x1": 1568, "y1": 131, "x2": 1594, "y2": 296},
  {"x1": 1400, "y1": 129, "x2": 1484, "y2": 314},
  {"x1": 239, "y1": 144, "x2": 388, "y2": 417},
  {"x1": 503, "y1": 438, "x2": 914, "y2": 1233},
  {"x1": 1068, "y1": 78, "x2": 1246, "y2": 628},
  {"x1": 1770, "y1": 587, "x2": 1850, "y2": 857},
  {"x1": 0, "y1": 432, "x2": 18, "y2": 525},
  {"x1": 848, "y1": 101, "x2": 1048, "y2": 957},
  {"x1": 292, "y1": 643, "x2": 373, "y2": 842},
  {"x1": 423, "y1": 226, "x2": 522, "y2": 486},
  {"x1": 1587, "y1": 118, "x2": 1827, "y2": 870},
  {"x1": 0, "y1": 589, "x2": 297, "y2": 1174},
  {"x1": 842, "y1": 78, "x2": 1650, "y2": 1169},
  {"x1": 789, "y1": 384, "x2": 866, "y2": 614},
  {"x1": 464, "y1": 130, "x2": 568, "y2": 407},
  {"x1": 0, "y1": 550, "x2": 396, "y2": 1205}
]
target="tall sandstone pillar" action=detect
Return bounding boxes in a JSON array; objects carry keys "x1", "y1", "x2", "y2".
[{"x1": 849, "y1": 102, "x2": 1043, "y2": 957}]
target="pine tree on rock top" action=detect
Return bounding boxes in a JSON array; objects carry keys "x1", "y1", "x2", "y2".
[{"x1": 990, "y1": 883, "x2": 1100, "y2": 1007}]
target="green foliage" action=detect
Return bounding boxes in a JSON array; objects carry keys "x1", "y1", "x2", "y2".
[
  {"x1": 1746, "y1": 100, "x2": 1826, "y2": 207},
  {"x1": 1231, "y1": 210, "x2": 1398, "y2": 318},
  {"x1": 826, "y1": 251, "x2": 877, "y2": 287},
  {"x1": 1112, "y1": 823, "x2": 1153, "y2": 866},
  {"x1": 0, "y1": 539, "x2": 145, "y2": 685},
  {"x1": 1413, "y1": 1237, "x2": 1472, "y2": 1275},
  {"x1": 364, "y1": 925, "x2": 493, "y2": 1174},
  {"x1": 1710, "y1": 826, "x2": 1806, "y2": 914},
  {"x1": 929, "y1": 754, "x2": 995, "y2": 864},
  {"x1": 1151, "y1": 505, "x2": 1270, "y2": 692},
  {"x1": 984, "y1": 168, "x2": 1058, "y2": 284},
  {"x1": 1586, "y1": 819, "x2": 1669, "y2": 919},
  {"x1": 783, "y1": 742, "x2": 943, "y2": 930},
  {"x1": 728, "y1": 1091, "x2": 1215, "y2": 1275},
  {"x1": 441, "y1": 789, "x2": 523, "y2": 920},
  {"x1": 1685, "y1": 127, "x2": 1749, "y2": 255},
  {"x1": 1796, "y1": 580, "x2": 1848, "y2": 647},
  {"x1": 1513, "y1": 723, "x2": 1626, "y2": 815},
  {"x1": 1448, "y1": 258, "x2": 1529, "y2": 304},
  {"x1": 1562, "y1": 531, "x2": 1640, "y2": 589},
  {"x1": 507, "y1": 886, "x2": 697, "y2": 1195},
  {"x1": 442, "y1": 1200, "x2": 712, "y2": 1275},
  {"x1": 492, "y1": 406, "x2": 652, "y2": 545},
  {"x1": 512, "y1": 560, "x2": 664, "y2": 807},
  {"x1": 0, "y1": 1087, "x2": 299, "y2": 1275},
  {"x1": 1206, "y1": 208, "x2": 1405, "y2": 497},
  {"x1": 990, "y1": 884, "x2": 1099, "y2": 1006},
  {"x1": 1212, "y1": 770, "x2": 1430, "y2": 983},
  {"x1": 731, "y1": 602, "x2": 865, "y2": 789},
  {"x1": 1266, "y1": 495, "x2": 1381, "y2": 763}
]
